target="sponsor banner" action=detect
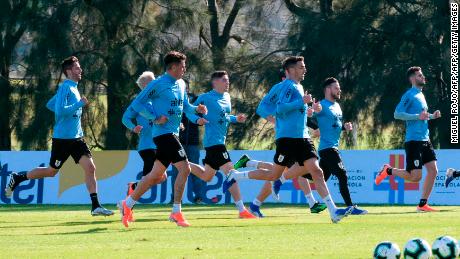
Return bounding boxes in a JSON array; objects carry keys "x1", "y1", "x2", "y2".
[{"x1": 0, "y1": 150, "x2": 459, "y2": 205}]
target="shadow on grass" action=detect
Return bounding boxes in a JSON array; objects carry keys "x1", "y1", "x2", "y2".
[{"x1": 38, "y1": 227, "x2": 109, "y2": 235}]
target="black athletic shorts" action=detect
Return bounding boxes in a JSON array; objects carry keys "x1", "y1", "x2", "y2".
[
  {"x1": 405, "y1": 141, "x2": 437, "y2": 171},
  {"x1": 274, "y1": 138, "x2": 318, "y2": 166},
  {"x1": 49, "y1": 138, "x2": 92, "y2": 169},
  {"x1": 202, "y1": 144, "x2": 231, "y2": 170},
  {"x1": 315, "y1": 148, "x2": 346, "y2": 181},
  {"x1": 138, "y1": 149, "x2": 157, "y2": 176},
  {"x1": 153, "y1": 133, "x2": 187, "y2": 167}
]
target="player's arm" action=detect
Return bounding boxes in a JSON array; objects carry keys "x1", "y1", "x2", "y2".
[
  {"x1": 276, "y1": 86, "x2": 305, "y2": 114},
  {"x1": 54, "y1": 85, "x2": 85, "y2": 116},
  {"x1": 185, "y1": 95, "x2": 207, "y2": 125},
  {"x1": 131, "y1": 83, "x2": 160, "y2": 120},
  {"x1": 121, "y1": 107, "x2": 137, "y2": 131},
  {"x1": 46, "y1": 94, "x2": 57, "y2": 112},
  {"x1": 393, "y1": 92, "x2": 422, "y2": 120}
]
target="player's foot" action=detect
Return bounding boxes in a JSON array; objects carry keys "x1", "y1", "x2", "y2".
[
  {"x1": 271, "y1": 179, "x2": 282, "y2": 201},
  {"x1": 350, "y1": 205, "x2": 368, "y2": 215},
  {"x1": 416, "y1": 204, "x2": 438, "y2": 212},
  {"x1": 126, "y1": 182, "x2": 135, "y2": 196},
  {"x1": 5, "y1": 172, "x2": 20, "y2": 198},
  {"x1": 169, "y1": 212, "x2": 191, "y2": 227},
  {"x1": 445, "y1": 168, "x2": 456, "y2": 188},
  {"x1": 234, "y1": 154, "x2": 250, "y2": 170},
  {"x1": 222, "y1": 171, "x2": 236, "y2": 194},
  {"x1": 310, "y1": 202, "x2": 327, "y2": 214},
  {"x1": 249, "y1": 203, "x2": 264, "y2": 218},
  {"x1": 239, "y1": 209, "x2": 257, "y2": 219},
  {"x1": 375, "y1": 164, "x2": 391, "y2": 185},
  {"x1": 330, "y1": 206, "x2": 354, "y2": 224},
  {"x1": 91, "y1": 206, "x2": 114, "y2": 216},
  {"x1": 117, "y1": 200, "x2": 132, "y2": 228}
]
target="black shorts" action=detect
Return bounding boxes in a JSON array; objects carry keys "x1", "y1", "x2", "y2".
[
  {"x1": 405, "y1": 141, "x2": 437, "y2": 171},
  {"x1": 318, "y1": 148, "x2": 346, "y2": 180},
  {"x1": 138, "y1": 149, "x2": 156, "y2": 176},
  {"x1": 153, "y1": 133, "x2": 187, "y2": 167},
  {"x1": 49, "y1": 138, "x2": 92, "y2": 169},
  {"x1": 274, "y1": 138, "x2": 318, "y2": 166},
  {"x1": 203, "y1": 145, "x2": 231, "y2": 170}
]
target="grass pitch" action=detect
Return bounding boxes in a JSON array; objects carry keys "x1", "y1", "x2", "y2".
[{"x1": 0, "y1": 204, "x2": 459, "y2": 258}]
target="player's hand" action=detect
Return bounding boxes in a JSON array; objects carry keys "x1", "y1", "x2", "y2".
[
  {"x1": 196, "y1": 118, "x2": 209, "y2": 126},
  {"x1": 179, "y1": 123, "x2": 185, "y2": 131},
  {"x1": 432, "y1": 110, "x2": 441, "y2": 119},
  {"x1": 80, "y1": 96, "x2": 89, "y2": 106},
  {"x1": 419, "y1": 111, "x2": 430, "y2": 120},
  {"x1": 312, "y1": 98, "x2": 322, "y2": 113},
  {"x1": 236, "y1": 113, "x2": 247, "y2": 123},
  {"x1": 155, "y1": 115, "x2": 168, "y2": 125},
  {"x1": 307, "y1": 107, "x2": 314, "y2": 117},
  {"x1": 312, "y1": 129, "x2": 320, "y2": 138},
  {"x1": 196, "y1": 104, "x2": 208, "y2": 115},
  {"x1": 344, "y1": 122, "x2": 353, "y2": 131},
  {"x1": 303, "y1": 91, "x2": 313, "y2": 104},
  {"x1": 266, "y1": 115, "x2": 275, "y2": 124},
  {"x1": 133, "y1": 125, "x2": 143, "y2": 134}
]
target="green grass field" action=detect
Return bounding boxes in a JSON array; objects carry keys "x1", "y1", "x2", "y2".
[{"x1": 1, "y1": 204, "x2": 459, "y2": 258}]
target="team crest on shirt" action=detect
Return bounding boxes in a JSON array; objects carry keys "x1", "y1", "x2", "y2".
[
  {"x1": 54, "y1": 160, "x2": 61, "y2": 167},
  {"x1": 223, "y1": 152, "x2": 229, "y2": 159},
  {"x1": 178, "y1": 149, "x2": 186, "y2": 157},
  {"x1": 277, "y1": 154, "x2": 285, "y2": 163},
  {"x1": 414, "y1": 160, "x2": 419, "y2": 167}
]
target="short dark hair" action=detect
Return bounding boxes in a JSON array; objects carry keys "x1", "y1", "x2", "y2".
[
  {"x1": 407, "y1": 66, "x2": 422, "y2": 78},
  {"x1": 61, "y1": 56, "x2": 79, "y2": 76},
  {"x1": 164, "y1": 51, "x2": 186, "y2": 69},
  {"x1": 278, "y1": 69, "x2": 286, "y2": 81},
  {"x1": 322, "y1": 77, "x2": 338, "y2": 88},
  {"x1": 282, "y1": 56, "x2": 304, "y2": 71},
  {"x1": 211, "y1": 70, "x2": 228, "y2": 80}
]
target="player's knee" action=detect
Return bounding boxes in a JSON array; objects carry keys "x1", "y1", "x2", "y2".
[
  {"x1": 410, "y1": 174, "x2": 422, "y2": 182},
  {"x1": 48, "y1": 168, "x2": 59, "y2": 177},
  {"x1": 310, "y1": 168, "x2": 324, "y2": 180}
]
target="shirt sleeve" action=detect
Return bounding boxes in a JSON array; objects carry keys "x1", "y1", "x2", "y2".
[
  {"x1": 184, "y1": 94, "x2": 201, "y2": 124},
  {"x1": 121, "y1": 106, "x2": 137, "y2": 131},
  {"x1": 131, "y1": 82, "x2": 160, "y2": 120},
  {"x1": 183, "y1": 91, "x2": 198, "y2": 116},
  {"x1": 394, "y1": 92, "x2": 420, "y2": 120},
  {"x1": 46, "y1": 95, "x2": 57, "y2": 112},
  {"x1": 257, "y1": 93, "x2": 276, "y2": 119},
  {"x1": 54, "y1": 84, "x2": 84, "y2": 116},
  {"x1": 276, "y1": 85, "x2": 305, "y2": 114}
]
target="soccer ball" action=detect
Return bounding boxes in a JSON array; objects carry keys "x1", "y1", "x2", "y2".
[
  {"x1": 403, "y1": 238, "x2": 432, "y2": 259},
  {"x1": 431, "y1": 236, "x2": 459, "y2": 259},
  {"x1": 373, "y1": 241, "x2": 401, "y2": 259}
]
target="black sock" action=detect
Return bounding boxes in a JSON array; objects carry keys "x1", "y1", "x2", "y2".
[
  {"x1": 132, "y1": 182, "x2": 138, "y2": 190},
  {"x1": 387, "y1": 167, "x2": 393, "y2": 175},
  {"x1": 454, "y1": 170, "x2": 460, "y2": 178},
  {"x1": 90, "y1": 193, "x2": 101, "y2": 210},
  {"x1": 418, "y1": 199, "x2": 427, "y2": 207}
]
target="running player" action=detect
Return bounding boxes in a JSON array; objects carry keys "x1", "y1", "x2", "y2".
[
  {"x1": 117, "y1": 51, "x2": 208, "y2": 227},
  {"x1": 375, "y1": 66, "x2": 442, "y2": 212},
  {"x1": 186, "y1": 70, "x2": 256, "y2": 219},
  {"x1": 121, "y1": 71, "x2": 157, "y2": 215},
  {"x1": 4, "y1": 56, "x2": 113, "y2": 216},
  {"x1": 227, "y1": 56, "x2": 353, "y2": 223},
  {"x1": 274, "y1": 77, "x2": 367, "y2": 215}
]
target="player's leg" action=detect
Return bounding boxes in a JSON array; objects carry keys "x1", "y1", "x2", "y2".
[
  {"x1": 417, "y1": 141, "x2": 438, "y2": 211},
  {"x1": 234, "y1": 154, "x2": 272, "y2": 170},
  {"x1": 133, "y1": 149, "x2": 156, "y2": 195},
  {"x1": 296, "y1": 176, "x2": 327, "y2": 213},
  {"x1": 5, "y1": 139, "x2": 67, "y2": 197},
  {"x1": 220, "y1": 162, "x2": 256, "y2": 219},
  {"x1": 248, "y1": 181, "x2": 271, "y2": 217},
  {"x1": 171, "y1": 159, "x2": 192, "y2": 224}
]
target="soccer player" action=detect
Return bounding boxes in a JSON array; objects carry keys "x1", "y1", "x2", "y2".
[
  {"x1": 228, "y1": 56, "x2": 353, "y2": 223},
  {"x1": 278, "y1": 77, "x2": 367, "y2": 215},
  {"x1": 4, "y1": 56, "x2": 113, "y2": 216},
  {"x1": 121, "y1": 71, "x2": 157, "y2": 207},
  {"x1": 445, "y1": 168, "x2": 460, "y2": 187},
  {"x1": 187, "y1": 70, "x2": 256, "y2": 219},
  {"x1": 117, "y1": 51, "x2": 208, "y2": 227},
  {"x1": 375, "y1": 66, "x2": 442, "y2": 212},
  {"x1": 233, "y1": 71, "x2": 326, "y2": 217}
]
